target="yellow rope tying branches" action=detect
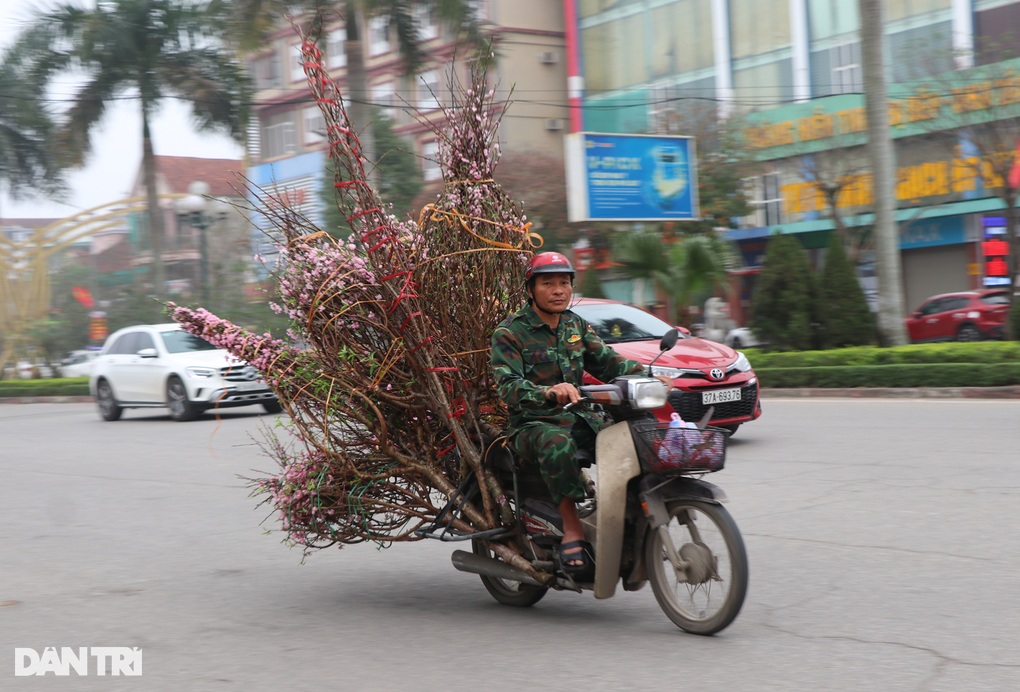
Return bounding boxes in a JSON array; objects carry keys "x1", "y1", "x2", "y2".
[{"x1": 418, "y1": 204, "x2": 543, "y2": 250}]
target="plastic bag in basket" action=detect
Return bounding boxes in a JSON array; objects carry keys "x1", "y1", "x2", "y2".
[{"x1": 657, "y1": 412, "x2": 697, "y2": 466}]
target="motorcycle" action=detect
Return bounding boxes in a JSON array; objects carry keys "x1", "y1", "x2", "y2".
[{"x1": 417, "y1": 329, "x2": 748, "y2": 635}]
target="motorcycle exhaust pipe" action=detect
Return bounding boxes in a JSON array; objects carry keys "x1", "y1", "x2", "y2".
[{"x1": 450, "y1": 550, "x2": 544, "y2": 586}]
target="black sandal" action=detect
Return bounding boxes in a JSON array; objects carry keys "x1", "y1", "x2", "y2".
[{"x1": 559, "y1": 540, "x2": 595, "y2": 577}]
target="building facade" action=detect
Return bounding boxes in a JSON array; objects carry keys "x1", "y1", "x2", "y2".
[
  {"x1": 244, "y1": 0, "x2": 569, "y2": 263},
  {"x1": 573, "y1": 0, "x2": 1020, "y2": 319}
]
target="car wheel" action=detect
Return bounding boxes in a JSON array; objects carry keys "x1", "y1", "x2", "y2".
[
  {"x1": 167, "y1": 376, "x2": 201, "y2": 421},
  {"x1": 956, "y1": 324, "x2": 981, "y2": 342},
  {"x1": 262, "y1": 400, "x2": 283, "y2": 414},
  {"x1": 730, "y1": 336, "x2": 743, "y2": 349},
  {"x1": 95, "y1": 379, "x2": 123, "y2": 421}
]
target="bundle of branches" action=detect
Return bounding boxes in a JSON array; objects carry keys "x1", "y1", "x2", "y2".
[{"x1": 169, "y1": 33, "x2": 540, "y2": 572}]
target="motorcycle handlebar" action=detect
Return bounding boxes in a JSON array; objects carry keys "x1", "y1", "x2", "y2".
[{"x1": 562, "y1": 397, "x2": 591, "y2": 412}]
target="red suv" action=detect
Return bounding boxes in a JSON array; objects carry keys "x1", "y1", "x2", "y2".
[
  {"x1": 571, "y1": 298, "x2": 762, "y2": 435},
  {"x1": 905, "y1": 289, "x2": 1009, "y2": 343}
]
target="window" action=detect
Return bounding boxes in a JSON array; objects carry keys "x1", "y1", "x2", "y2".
[
  {"x1": 108, "y1": 333, "x2": 139, "y2": 355},
  {"x1": 161, "y1": 331, "x2": 217, "y2": 353},
  {"x1": 468, "y1": 0, "x2": 488, "y2": 21},
  {"x1": 830, "y1": 42, "x2": 861, "y2": 95},
  {"x1": 327, "y1": 29, "x2": 347, "y2": 70},
  {"x1": 261, "y1": 111, "x2": 297, "y2": 159},
  {"x1": 729, "y1": 0, "x2": 792, "y2": 58},
  {"x1": 253, "y1": 53, "x2": 282, "y2": 90},
  {"x1": 134, "y1": 332, "x2": 156, "y2": 352},
  {"x1": 303, "y1": 106, "x2": 326, "y2": 145},
  {"x1": 370, "y1": 16, "x2": 391, "y2": 56},
  {"x1": 650, "y1": 0, "x2": 713, "y2": 78},
  {"x1": 290, "y1": 44, "x2": 306, "y2": 83},
  {"x1": 421, "y1": 140, "x2": 441, "y2": 181},
  {"x1": 372, "y1": 80, "x2": 396, "y2": 110},
  {"x1": 744, "y1": 173, "x2": 783, "y2": 227},
  {"x1": 414, "y1": 5, "x2": 438, "y2": 41},
  {"x1": 417, "y1": 70, "x2": 440, "y2": 110}
]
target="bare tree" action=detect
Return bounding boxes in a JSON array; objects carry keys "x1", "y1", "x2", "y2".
[{"x1": 910, "y1": 64, "x2": 1020, "y2": 315}]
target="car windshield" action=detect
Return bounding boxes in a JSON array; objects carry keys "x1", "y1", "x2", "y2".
[
  {"x1": 161, "y1": 330, "x2": 218, "y2": 353},
  {"x1": 570, "y1": 302, "x2": 675, "y2": 343}
]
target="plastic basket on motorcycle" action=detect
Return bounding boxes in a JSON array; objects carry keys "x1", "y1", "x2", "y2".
[{"x1": 630, "y1": 420, "x2": 727, "y2": 475}]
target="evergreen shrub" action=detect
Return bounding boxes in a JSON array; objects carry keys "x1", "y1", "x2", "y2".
[
  {"x1": 749, "y1": 232, "x2": 816, "y2": 351},
  {"x1": 817, "y1": 235, "x2": 876, "y2": 347}
]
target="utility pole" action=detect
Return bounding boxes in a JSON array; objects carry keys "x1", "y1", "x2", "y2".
[{"x1": 859, "y1": 0, "x2": 908, "y2": 345}]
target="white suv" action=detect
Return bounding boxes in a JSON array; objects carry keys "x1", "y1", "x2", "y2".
[{"x1": 89, "y1": 323, "x2": 281, "y2": 421}]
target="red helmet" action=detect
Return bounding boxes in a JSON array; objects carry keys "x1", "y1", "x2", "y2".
[{"x1": 524, "y1": 252, "x2": 575, "y2": 281}]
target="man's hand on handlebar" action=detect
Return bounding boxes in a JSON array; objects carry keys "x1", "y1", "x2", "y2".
[{"x1": 545, "y1": 382, "x2": 582, "y2": 405}]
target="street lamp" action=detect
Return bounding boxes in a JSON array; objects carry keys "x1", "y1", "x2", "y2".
[{"x1": 175, "y1": 181, "x2": 225, "y2": 305}]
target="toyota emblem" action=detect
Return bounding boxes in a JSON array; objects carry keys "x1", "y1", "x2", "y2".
[{"x1": 709, "y1": 368, "x2": 725, "y2": 381}]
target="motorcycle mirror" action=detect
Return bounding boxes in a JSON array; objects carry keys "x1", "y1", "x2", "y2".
[
  {"x1": 659, "y1": 328, "x2": 679, "y2": 352},
  {"x1": 647, "y1": 328, "x2": 679, "y2": 372}
]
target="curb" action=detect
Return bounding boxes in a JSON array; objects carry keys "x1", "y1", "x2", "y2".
[
  {"x1": 762, "y1": 385, "x2": 1020, "y2": 399},
  {"x1": 0, "y1": 396, "x2": 94, "y2": 404}
]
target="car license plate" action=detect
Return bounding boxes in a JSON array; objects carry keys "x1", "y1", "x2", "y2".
[
  {"x1": 234, "y1": 380, "x2": 267, "y2": 392},
  {"x1": 702, "y1": 388, "x2": 742, "y2": 405}
]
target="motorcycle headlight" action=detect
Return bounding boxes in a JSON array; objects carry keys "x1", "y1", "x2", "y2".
[
  {"x1": 731, "y1": 352, "x2": 752, "y2": 372},
  {"x1": 626, "y1": 377, "x2": 669, "y2": 410},
  {"x1": 186, "y1": 366, "x2": 217, "y2": 379}
]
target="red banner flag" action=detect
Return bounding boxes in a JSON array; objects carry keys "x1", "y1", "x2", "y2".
[
  {"x1": 1008, "y1": 138, "x2": 1020, "y2": 189},
  {"x1": 71, "y1": 286, "x2": 94, "y2": 309}
]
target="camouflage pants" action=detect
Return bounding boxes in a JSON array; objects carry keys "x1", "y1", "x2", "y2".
[{"x1": 509, "y1": 418, "x2": 598, "y2": 503}]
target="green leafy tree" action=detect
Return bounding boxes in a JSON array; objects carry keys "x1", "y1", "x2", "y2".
[
  {"x1": 614, "y1": 229, "x2": 734, "y2": 326},
  {"x1": 750, "y1": 232, "x2": 816, "y2": 351},
  {"x1": 0, "y1": 32, "x2": 66, "y2": 201},
  {"x1": 817, "y1": 234, "x2": 876, "y2": 348},
  {"x1": 495, "y1": 151, "x2": 575, "y2": 252},
  {"x1": 321, "y1": 115, "x2": 423, "y2": 236},
  {"x1": 577, "y1": 264, "x2": 606, "y2": 299},
  {"x1": 26, "y1": 0, "x2": 251, "y2": 301},
  {"x1": 222, "y1": 0, "x2": 484, "y2": 171}
]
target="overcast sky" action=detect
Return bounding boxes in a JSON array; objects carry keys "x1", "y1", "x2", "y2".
[{"x1": 0, "y1": 0, "x2": 245, "y2": 220}]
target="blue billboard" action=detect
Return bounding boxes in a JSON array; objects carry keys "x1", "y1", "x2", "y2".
[{"x1": 566, "y1": 133, "x2": 699, "y2": 222}]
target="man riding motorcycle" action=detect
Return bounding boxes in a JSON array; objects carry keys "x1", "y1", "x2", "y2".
[{"x1": 490, "y1": 252, "x2": 671, "y2": 577}]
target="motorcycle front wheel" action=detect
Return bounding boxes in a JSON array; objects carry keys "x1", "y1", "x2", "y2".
[
  {"x1": 645, "y1": 500, "x2": 748, "y2": 635},
  {"x1": 470, "y1": 539, "x2": 549, "y2": 607}
]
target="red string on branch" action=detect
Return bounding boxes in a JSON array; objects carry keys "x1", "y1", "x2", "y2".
[
  {"x1": 399, "y1": 312, "x2": 423, "y2": 333},
  {"x1": 409, "y1": 337, "x2": 434, "y2": 353}
]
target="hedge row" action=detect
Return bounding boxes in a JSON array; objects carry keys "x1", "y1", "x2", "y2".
[
  {"x1": 758, "y1": 362, "x2": 1020, "y2": 388},
  {"x1": 0, "y1": 378, "x2": 90, "y2": 398},
  {"x1": 745, "y1": 341, "x2": 1020, "y2": 369}
]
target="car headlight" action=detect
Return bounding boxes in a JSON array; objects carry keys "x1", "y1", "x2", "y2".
[
  {"x1": 731, "y1": 352, "x2": 752, "y2": 372},
  {"x1": 649, "y1": 365, "x2": 690, "y2": 379},
  {"x1": 185, "y1": 366, "x2": 217, "y2": 379}
]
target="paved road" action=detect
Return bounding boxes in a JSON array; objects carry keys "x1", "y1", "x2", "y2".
[{"x1": 1, "y1": 399, "x2": 1018, "y2": 691}]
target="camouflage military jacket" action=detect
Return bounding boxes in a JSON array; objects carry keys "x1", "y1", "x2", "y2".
[{"x1": 490, "y1": 304, "x2": 645, "y2": 433}]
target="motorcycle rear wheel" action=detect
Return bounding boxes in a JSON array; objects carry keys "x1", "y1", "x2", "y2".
[
  {"x1": 645, "y1": 500, "x2": 748, "y2": 635},
  {"x1": 471, "y1": 539, "x2": 549, "y2": 607}
]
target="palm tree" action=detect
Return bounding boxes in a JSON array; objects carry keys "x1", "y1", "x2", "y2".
[
  {"x1": 220, "y1": 0, "x2": 484, "y2": 170},
  {"x1": 614, "y1": 230, "x2": 735, "y2": 326},
  {"x1": 25, "y1": 0, "x2": 251, "y2": 300},
  {"x1": 0, "y1": 31, "x2": 66, "y2": 204}
]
